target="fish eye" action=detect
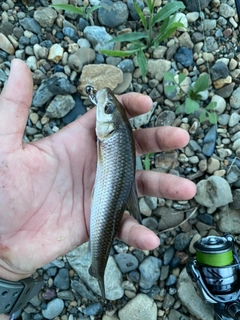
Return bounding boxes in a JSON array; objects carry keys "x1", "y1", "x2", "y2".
[{"x1": 104, "y1": 102, "x2": 115, "y2": 114}]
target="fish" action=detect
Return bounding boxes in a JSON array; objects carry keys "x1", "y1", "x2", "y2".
[{"x1": 86, "y1": 85, "x2": 141, "y2": 300}]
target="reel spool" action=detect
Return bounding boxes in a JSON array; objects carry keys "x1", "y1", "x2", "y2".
[{"x1": 194, "y1": 236, "x2": 238, "y2": 295}]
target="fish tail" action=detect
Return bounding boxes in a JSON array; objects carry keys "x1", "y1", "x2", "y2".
[
  {"x1": 98, "y1": 277, "x2": 105, "y2": 300},
  {"x1": 89, "y1": 265, "x2": 106, "y2": 300}
]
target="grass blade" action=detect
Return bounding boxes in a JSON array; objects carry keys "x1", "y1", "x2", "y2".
[
  {"x1": 137, "y1": 50, "x2": 148, "y2": 77},
  {"x1": 100, "y1": 49, "x2": 138, "y2": 57},
  {"x1": 50, "y1": 4, "x2": 85, "y2": 15},
  {"x1": 134, "y1": 2, "x2": 147, "y2": 30},
  {"x1": 152, "y1": 1, "x2": 185, "y2": 24},
  {"x1": 108, "y1": 32, "x2": 148, "y2": 43}
]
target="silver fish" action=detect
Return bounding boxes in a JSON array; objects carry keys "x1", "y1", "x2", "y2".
[{"x1": 86, "y1": 85, "x2": 141, "y2": 300}]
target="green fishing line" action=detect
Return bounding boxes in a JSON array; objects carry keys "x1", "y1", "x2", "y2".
[{"x1": 196, "y1": 250, "x2": 233, "y2": 267}]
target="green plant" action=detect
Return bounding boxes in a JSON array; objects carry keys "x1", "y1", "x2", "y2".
[
  {"x1": 50, "y1": 3, "x2": 101, "y2": 25},
  {"x1": 100, "y1": 1, "x2": 185, "y2": 77},
  {"x1": 164, "y1": 72, "x2": 217, "y2": 124},
  {"x1": 143, "y1": 153, "x2": 154, "y2": 170}
]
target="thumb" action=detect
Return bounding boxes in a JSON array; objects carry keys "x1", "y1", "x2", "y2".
[{"x1": 0, "y1": 59, "x2": 33, "y2": 152}]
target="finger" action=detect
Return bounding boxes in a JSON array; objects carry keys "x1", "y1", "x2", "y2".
[
  {"x1": 0, "y1": 59, "x2": 33, "y2": 151},
  {"x1": 134, "y1": 126, "x2": 190, "y2": 156},
  {"x1": 116, "y1": 214, "x2": 160, "y2": 250},
  {"x1": 117, "y1": 93, "x2": 152, "y2": 118},
  {"x1": 136, "y1": 170, "x2": 197, "y2": 199}
]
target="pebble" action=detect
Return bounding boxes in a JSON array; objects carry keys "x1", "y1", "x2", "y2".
[
  {"x1": 177, "y1": 268, "x2": 214, "y2": 320},
  {"x1": 195, "y1": 176, "x2": 233, "y2": 208},
  {"x1": 68, "y1": 48, "x2": 96, "y2": 72},
  {"x1": 33, "y1": 7, "x2": 57, "y2": 28},
  {"x1": 139, "y1": 256, "x2": 162, "y2": 289},
  {"x1": 202, "y1": 124, "x2": 217, "y2": 157},
  {"x1": 53, "y1": 268, "x2": 70, "y2": 290},
  {"x1": 118, "y1": 294, "x2": 157, "y2": 320},
  {"x1": 19, "y1": 17, "x2": 41, "y2": 34},
  {"x1": 83, "y1": 26, "x2": 114, "y2": 51},
  {"x1": 67, "y1": 242, "x2": 124, "y2": 300},
  {"x1": 210, "y1": 61, "x2": 229, "y2": 80},
  {"x1": 174, "y1": 47, "x2": 193, "y2": 67},
  {"x1": 230, "y1": 87, "x2": 240, "y2": 109},
  {"x1": 78, "y1": 64, "x2": 123, "y2": 93},
  {"x1": 98, "y1": 0, "x2": 129, "y2": 28},
  {"x1": 48, "y1": 44, "x2": 64, "y2": 63},
  {"x1": 114, "y1": 253, "x2": 139, "y2": 273},
  {"x1": 42, "y1": 298, "x2": 64, "y2": 319},
  {"x1": 0, "y1": 32, "x2": 15, "y2": 54}
]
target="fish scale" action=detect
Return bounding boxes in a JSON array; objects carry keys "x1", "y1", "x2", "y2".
[
  {"x1": 90, "y1": 124, "x2": 135, "y2": 299},
  {"x1": 86, "y1": 86, "x2": 141, "y2": 300}
]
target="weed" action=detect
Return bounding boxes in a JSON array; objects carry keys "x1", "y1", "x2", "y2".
[
  {"x1": 164, "y1": 72, "x2": 217, "y2": 124},
  {"x1": 100, "y1": 1, "x2": 185, "y2": 77}
]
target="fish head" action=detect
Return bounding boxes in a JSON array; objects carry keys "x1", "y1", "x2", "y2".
[{"x1": 86, "y1": 86, "x2": 129, "y2": 139}]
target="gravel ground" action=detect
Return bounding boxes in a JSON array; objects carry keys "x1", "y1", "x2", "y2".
[{"x1": 1, "y1": 0, "x2": 240, "y2": 319}]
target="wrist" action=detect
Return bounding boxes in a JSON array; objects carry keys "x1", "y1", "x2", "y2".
[{"x1": 0, "y1": 261, "x2": 32, "y2": 282}]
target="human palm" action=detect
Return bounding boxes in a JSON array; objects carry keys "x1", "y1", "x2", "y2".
[{"x1": 0, "y1": 59, "x2": 196, "y2": 282}]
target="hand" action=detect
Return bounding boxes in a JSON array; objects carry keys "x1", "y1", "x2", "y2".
[{"x1": 0, "y1": 59, "x2": 196, "y2": 282}]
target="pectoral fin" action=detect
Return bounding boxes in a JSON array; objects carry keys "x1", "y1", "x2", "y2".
[{"x1": 127, "y1": 182, "x2": 142, "y2": 223}]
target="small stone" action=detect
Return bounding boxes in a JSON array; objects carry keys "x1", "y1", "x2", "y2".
[
  {"x1": 34, "y1": 7, "x2": 57, "y2": 28},
  {"x1": 202, "y1": 124, "x2": 217, "y2": 157},
  {"x1": 0, "y1": 32, "x2": 15, "y2": 54},
  {"x1": 48, "y1": 44, "x2": 64, "y2": 63},
  {"x1": 189, "y1": 233, "x2": 201, "y2": 254},
  {"x1": 174, "y1": 47, "x2": 193, "y2": 67},
  {"x1": 114, "y1": 253, "x2": 139, "y2": 273},
  {"x1": 118, "y1": 294, "x2": 157, "y2": 320},
  {"x1": 68, "y1": 48, "x2": 95, "y2": 73},
  {"x1": 78, "y1": 64, "x2": 123, "y2": 93},
  {"x1": 98, "y1": 0, "x2": 129, "y2": 28},
  {"x1": 203, "y1": 36, "x2": 218, "y2": 52},
  {"x1": 173, "y1": 13, "x2": 188, "y2": 31},
  {"x1": 84, "y1": 26, "x2": 114, "y2": 51},
  {"x1": 186, "y1": 12, "x2": 199, "y2": 22},
  {"x1": 82, "y1": 302, "x2": 102, "y2": 316},
  {"x1": 207, "y1": 157, "x2": 220, "y2": 174},
  {"x1": 53, "y1": 268, "x2": 70, "y2": 290},
  {"x1": 174, "y1": 232, "x2": 193, "y2": 251},
  {"x1": 139, "y1": 256, "x2": 162, "y2": 289},
  {"x1": 210, "y1": 94, "x2": 226, "y2": 115},
  {"x1": 147, "y1": 59, "x2": 171, "y2": 79},
  {"x1": 229, "y1": 113, "x2": 240, "y2": 127},
  {"x1": 42, "y1": 298, "x2": 64, "y2": 319},
  {"x1": 210, "y1": 61, "x2": 229, "y2": 80},
  {"x1": 163, "y1": 246, "x2": 175, "y2": 265},
  {"x1": 219, "y1": 3, "x2": 235, "y2": 18},
  {"x1": 213, "y1": 76, "x2": 232, "y2": 89},
  {"x1": 139, "y1": 197, "x2": 152, "y2": 216},
  {"x1": 194, "y1": 176, "x2": 232, "y2": 208},
  {"x1": 45, "y1": 95, "x2": 75, "y2": 119},
  {"x1": 19, "y1": 17, "x2": 41, "y2": 34},
  {"x1": 230, "y1": 87, "x2": 240, "y2": 109}
]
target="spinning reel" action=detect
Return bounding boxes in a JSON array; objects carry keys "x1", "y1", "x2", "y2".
[{"x1": 187, "y1": 235, "x2": 240, "y2": 320}]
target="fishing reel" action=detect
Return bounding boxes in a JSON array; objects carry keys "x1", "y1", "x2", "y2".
[{"x1": 187, "y1": 235, "x2": 240, "y2": 320}]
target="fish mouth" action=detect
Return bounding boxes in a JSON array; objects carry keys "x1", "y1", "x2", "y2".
[{"x1": 86, "y1": 85, "x2": 98, "y2": 104}]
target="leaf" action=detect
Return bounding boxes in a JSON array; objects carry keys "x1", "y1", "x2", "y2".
[
  {"x1": 164, "y1": 72, "x2": 175, "y2": 82},
  {"x1": 178, "y1": 72, "x2": 186, "y2": 84},
  {"x1": 154, "y1": 21, "x2": 184, "y2": 44},
  {"x1": 206, "y1": 101, "x2": 217, "y2": 110},
  {"x1": 199, "y1": 111, "x2": 206, "y2": 122},
  {"x1": 152, "y1": 1, "x2": 185, "y2": 25},
  {"x1": 207, "y1": 112, "x2": 218, "y2": 124},
  {"x1": 108, "y1": 32, "x2": 148, "y2": 43},
  {"x1": 143, "y1": 153, "x2": 153, "y2": 170},
  {"x1": 193, "y1": 74, "x2": 209, "y2": 93},
  {"x1": 50, "y1": 4, "x2": 86, "y2": 15},
  {"x1": 176, "y1": 104, "x2": 185, "y2": 114},
  {"x1": 134, "y1": 1, "x2": 147, "y2": 30},
  {"x1": 87, "y1": 5, "x2": 102, "y2": 15},
  {"x1": 185, "y1": 98, "x2": 199, "y2": 114},
  {"x1": 127, "y1": 41, "x2": 147, "y2": 51},
  {"x1": 137, "y1": 50, "x2": 148, "y2": 77},
  {"x1": 100, "y1": 49, "x2": 138, "y2": 57},
  {"x1": 146, "y1": 0, "x2": 155, "y2": 13},
  {"x1": 165, "y1": 85, "x2": 177, "y2": 94}
]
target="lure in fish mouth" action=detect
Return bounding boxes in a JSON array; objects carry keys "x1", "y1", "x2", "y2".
[{"x1": 86, "y1": 85, "x2": 141, "y2": 300}]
